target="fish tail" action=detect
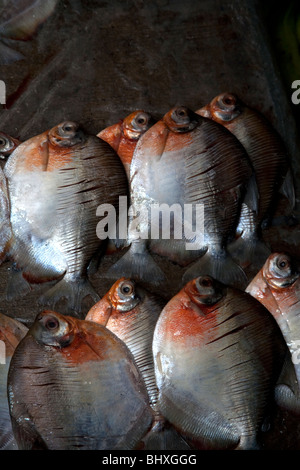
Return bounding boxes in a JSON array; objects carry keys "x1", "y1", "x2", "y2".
[
  {"x1": 182, "y1": 248, "x2": 248, "y2": 290},
  {"x1": 227, "y1": 232, "x2": 271, "y2": 272},
  {"x1": 38, "y1": 277, "x2": 100, "y2": 317},
  {"x1": 5, "y1": 266, "x2": 32, "y2": 301},
  {"x1": 104, "y1": 243, "x2": 165, "y2": 285},
  {"x1": 142, "y1": 420, "x2": 192, "y2": 450}
]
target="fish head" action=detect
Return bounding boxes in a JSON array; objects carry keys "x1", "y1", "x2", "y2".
[
  {"x1": 246, "y1": 253, "x2": 300, "y2": 316},
  {"x1": 48, "y1": 121, "x2": 86, "y2": 148},
  {"x1": 185, "y1": 276, "x2": 225, "y2": 307},
  {"x1": 122, "y1": 110, "x2": 154, "y2": 140},
  {"x1": 0, "y1": 132, "x2": 21, "y2": 158},
  {"x1": 108, "y1": 277, "x2": 143, "y2": 312},
  {"x1": 197, "y1": 92, "x2": 242, "y2": 124},
  {"x1": 262, "y1": 253, "x2": 300, "y2": 289},
  {"x1": 86, "y1": 278, "x2": 143, "y2": 325},
  {"x1": 163, "y1": 105, "x2": 201, "y2": 133},
  {"x1": 29, "y1": 310, "x2": 77, "y2": 348}
]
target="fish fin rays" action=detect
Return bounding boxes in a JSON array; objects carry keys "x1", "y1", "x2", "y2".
[
  {"x1": 142, "y1": 420, "x2": 192, "y2": 450},
  {"x1": 38, "y1": 277, "x2": 100, "y2": 317},
  {"x1": 104, "y1": 245, "x2": 166, "y2": 285},
  {"x1": 5, "y1": 266, "x2": 32, "y2": 301},
  {"x1": 243, "y1": 173, "x2": 259, "y2": 214},
  {"x1": 275, "y1": 384, "x2": 300, "y2": 415},
  {"x1": 227, "y1": 233, "x2": 271, "y2": 273},
  {"x1": 182, "y1": 249, "x2": 248, "y2": 290}
]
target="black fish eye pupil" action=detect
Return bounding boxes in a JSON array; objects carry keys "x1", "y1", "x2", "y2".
[
  {"x1": 137, "y1": 117, "x2": 146, "y2": 124},
  {"x1": 46, "y1": 318, "x2": 59, "y2": 330},
  {"x1": 64, "y1": 126, "x2": 72, "y2": 132},
  {"x1": 201, "y1": 278, "x2": 212, "y2": 287},
  {"x1": 279, "y1": 261, "x2": 286, "y2": 268}
]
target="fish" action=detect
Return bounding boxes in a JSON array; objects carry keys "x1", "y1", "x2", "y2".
[
  {"x1": 0, "y1": 0, "x2": 59, "y2": 64},
  {"x1": 107, "y1": 105, "x2": 258, "y2": 289},
  {"x1": 7, "y1": 310, "x2": 153, "y2": 450},
  {"x1": 85, "y1": 277, "x2": 189, "y2": 449},
  {"x1": 0, "y1": 163, "x2": 11, "y2": 264},
  {"x1": 197, "y1": 92, "x2": 294, "y2": 271},
  {"x1": 246, "y1": 252, "x2": 300, "y2": 414},
  {"x1": 4, "y1": 121, "x2": 128, "y2": 315},
  {"x1": 0, "y1": 132, "x2": 21, "y2": 159},
  {"x1": 0, "y1": 312, "x2": 28, "y2": 450},
  {"x1": 152, "y1": 276, "x2": 287, "y2": 450},
  {"x1": 97, "y1": 110, "x2": 155, "y2": 178}
]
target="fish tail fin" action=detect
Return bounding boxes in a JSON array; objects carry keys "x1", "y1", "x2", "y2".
[
  {"x1": 5, "y1": 266, "x2": 32, "y2": 301},
  {"x1": 227, "y1": 233, "x2": 271, "y2": 272},
  {"x1": 38, "y1": 277, "x2": 100, "y2": 317},
  {"x1": 142, "y1": 420, "x2": 192, "y2": 450},
  {"x1": 104, "y1": 244, "x2": 165, "y2": 285},
  {"x1": 182, "y1": 249, "x2": 248, "y2": 289},
  {"x1": 280, "y1": 167, "x2": 296, "y2": 210}
]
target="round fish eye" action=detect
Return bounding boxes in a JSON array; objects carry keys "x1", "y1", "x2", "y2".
[
  {"x1": 172, "y1": 107, "x2": 189, "y2": 122},
  {"x1": 45, "y1": 316, "x2": 59, "y2": 330},
  {"x1": 199, "y1": 277, "x2": 213, "y2": 288},
  {"x1": 58, "y1": 121, "x2": 79, "y2": 137},
  {"x1": 222, "y1": 94, "x2": 236, "y2": 107},
  {"x1": 275, "y1": 255, "x2": 290, "y2": 273},
  {"x1": 136, "y1": 115, "x2": 147, "y2": 125},
  {"x1": 120, "y1": 281, "x2": 135, "y2": 296},
  {"x1": 0, "y1": 137, "x2": 6, "y2": 147}
]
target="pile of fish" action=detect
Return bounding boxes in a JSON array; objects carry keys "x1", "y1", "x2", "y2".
[{"x1": 0, "y1": 91, "x2": 300, "y2": 450}]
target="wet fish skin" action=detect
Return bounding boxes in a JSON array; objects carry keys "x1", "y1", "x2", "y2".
[
  {"x1": 108, "y1": 105, "x2": 255, "y2": 290},
  {"x1": 197, "y1": 92, "x2": 293, "y2": 270},
  {"x1": 246, "y1": 253, "x2": 300, "y2": 412},
  {"x1": 153, "y1": 276, "x2": 287, "y2": 450},
  {"x1": 86, "y1": 277, "x2": 165, "y2": 409},
  {"x1": 98, "y1": 110, "x2": 155, "y2": 178},
  {"x1": 7, "y1": 310, "x2": 153, "y2": 450},
  {"x1": 4, "y1": 121, "x2": 128, "y2": 314},
  {"x1": 0, "y1": 312, "x2": 28, "y2": 450},
  {"x1": 86, "y1": 278, "x2": 190, "y2": 450}
]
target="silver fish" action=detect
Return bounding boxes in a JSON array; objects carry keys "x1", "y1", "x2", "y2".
[
  {"x1": 7, "y1": 310, "x2": 153, "y2": 450},
  {"x1": 153, "y1": 276, "x2": 287, "y2": 449},
  {"x1": 107, "y1": 105, "x2": 258, "y2": 290},
  {"x1": 4, "y1": 121, "x2": 128, "y2": 315},
  {"x1": 198, "y1": 92, "x2": 294, "y2": 271},
  {"x1": 0, "y1": 312, "x2": 28, "y2": 450}
]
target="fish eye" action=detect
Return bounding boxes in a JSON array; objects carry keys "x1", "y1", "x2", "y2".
[
  {"x1": 120, "y1": 281, "x2": 134, "y2": 296},
  {"x1": 45, "y1": 316, "x2": 59, "y2": 330},
  {"x1": 136, "y1": 115, "x2": 147, "y2": 125},
  {"x1": 276, "y1": 255, "x2": 290, "y2": 272},
  {"x1": 61, "y1": 122, "x2": 76, "y2": 133},
  {"x1": 199, "y1": 277, "x2": 213, "y2": 288},
  {"x1": 222, "y1": 94, "x2": 236, "y2": 106},
  {"x1": 57, "y1": 121, "x2": 79, "y2": 138},
  {"x1": 0, "y1": 137, "x2": 6, "y2": 146}
]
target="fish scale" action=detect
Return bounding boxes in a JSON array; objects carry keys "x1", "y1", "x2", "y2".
[
  {"x1": 198, "y1": 93, "x2": 294, "y2": 272},
  {"x1": 153, "y1": 276, "x2": 287, "y2": 449},
  {"x1": 7, "y1": 311, "x2": 153, "y2": 450},
  {"x1": 4, "y1": 122, "x2": 128, "y2": 315},
  {"x1": 108, "y1": 106, "x2": 255, "y2": 289}
]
